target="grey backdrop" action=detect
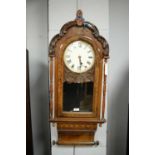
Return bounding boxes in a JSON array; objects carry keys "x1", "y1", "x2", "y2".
[
  {"x1": 26, "y1": 0, "x2": 128, "y2": 155},
  {"x1": 27, "y1": 0, "x2": 50, "y2": 155},
  {"x1": 107, "y1": 0, "x2": 129, "y2": 155}
]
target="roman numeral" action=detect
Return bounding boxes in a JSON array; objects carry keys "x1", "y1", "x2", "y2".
[
  {"x1": 67, "y1": 49, "x2": 72, "y2": 53},
  {"x1": 67, "y1": 59, "x2": 71, "y2": 64},
  {"x1": 88, "y1": 56, "x2": 93, "y2": 59},
  {"x1": 77, "y1": 66, "x2": 81, "y2": 70},
  {"x1": 87, "y1": 61, "x2": 91, "y2": 65},
  {"x1": 87, "y1": 50, "x2": 91, "y2": 53},
  {"x1": 84, "y1": 45, "x2": 87, "y2": 49},
  {"x1": 78, "y1": 42, "x2": 82, "y2": 48},
  {"x1": 71, "y1": 64, "x2": 74, "y2": 68},
  {"x1": 66, "y1": 55, "x2": 70, "y2": 58}
]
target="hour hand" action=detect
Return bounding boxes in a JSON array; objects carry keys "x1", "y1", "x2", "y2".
[{"x1": 78, "y1": 56, "x2": 83, "y2": 67}]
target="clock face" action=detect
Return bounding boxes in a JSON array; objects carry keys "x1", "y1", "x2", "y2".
[{"x1": 63, "y1": 40, "x2": 95, "y2": 73}]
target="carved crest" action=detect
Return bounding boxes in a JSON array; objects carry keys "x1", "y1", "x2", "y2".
[{"x1": 49, "y1": 10, "x2": 109, "y2": 59}]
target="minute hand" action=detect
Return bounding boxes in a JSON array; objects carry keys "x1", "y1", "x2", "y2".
[{"x1": 78, "y1": 56, "x2": 83, "y2": 67}]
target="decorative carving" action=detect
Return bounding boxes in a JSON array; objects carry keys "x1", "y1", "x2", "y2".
[
  {"x1": 49, "y1": 10, "x2": 109, "y2": 59},
  {"x1": 97, "y1": 36, "x2": 109, "y2": 59},
  {"x1": 57, "y1": 123, "x2": 97, "y2": 130},
  {"x1": 64, "y1": 66, "x2": 94, "y2": 83},
  {"x1": 75, "y1": 10, "x2": 84, "y2": 26}
]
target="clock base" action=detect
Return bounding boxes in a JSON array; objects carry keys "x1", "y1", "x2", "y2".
[{"x1": 57, "y1": 122, "x2": 97, "y2": 145}]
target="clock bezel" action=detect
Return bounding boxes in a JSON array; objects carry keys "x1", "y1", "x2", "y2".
[{"x1": 63, "y1": 40, "x2": 96, "y2": 74}]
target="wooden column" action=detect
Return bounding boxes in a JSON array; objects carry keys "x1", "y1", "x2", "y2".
[{"x1": 49, "y1": 56, "x2": 55, "y2": 120}]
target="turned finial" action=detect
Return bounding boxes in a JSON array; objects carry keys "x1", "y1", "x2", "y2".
[
  {"x1": 76, "y1": 10, "x2": 84, "y2": 26},
  {"x1": 76, "y1": 10, "x2": 83, "y2": 18}
]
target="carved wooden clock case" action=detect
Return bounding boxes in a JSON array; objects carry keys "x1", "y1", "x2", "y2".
[{"x1": 49, "y1": 10, "x2": 109, "y2": 145}]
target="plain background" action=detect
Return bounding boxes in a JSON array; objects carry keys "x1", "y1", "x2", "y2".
[{"x1": 26, "y1": 0, "x2": 128, "y2": 155}]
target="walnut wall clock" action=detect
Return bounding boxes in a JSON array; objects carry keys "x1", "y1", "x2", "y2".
[{"x1": 49, "y1": 10, "x2": 109, "y2": 145}]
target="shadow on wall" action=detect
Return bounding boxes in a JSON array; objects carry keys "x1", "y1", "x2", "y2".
[
  {"x1": 30, "y1": 62, "x2": 51, "y2": 155},
  {"x1": 107, "y1": 67, "x2": 129, "y2": 155}
]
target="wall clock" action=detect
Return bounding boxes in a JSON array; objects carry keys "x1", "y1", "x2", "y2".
[{"x1": 49, "y1": 10, "x2": 109, "y2": 145}]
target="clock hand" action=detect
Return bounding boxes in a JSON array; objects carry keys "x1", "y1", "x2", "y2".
[{"x1": 78, "y1": 56, "x2": 83, "y2": 67}]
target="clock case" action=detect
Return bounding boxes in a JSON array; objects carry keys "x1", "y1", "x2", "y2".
[{"x1": 49, "y1": 10, "x2": 109, "y2": 145}]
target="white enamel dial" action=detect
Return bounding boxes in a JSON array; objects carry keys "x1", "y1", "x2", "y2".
[{"x1": 63, "y1": 40, "x2": 95, "y2": 73}]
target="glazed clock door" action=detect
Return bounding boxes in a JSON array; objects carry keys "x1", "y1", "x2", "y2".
[
  {"x1": 63, "y1": 81, "x2": 94, "y2": 112},
  {"x1": 56, "y1": 35, "x2": 104, "y2": 119},
  {"x1": 63, "y1": 40, "x2": 95, "y2": 113}
]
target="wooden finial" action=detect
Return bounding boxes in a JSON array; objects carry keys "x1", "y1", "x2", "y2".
[
  {"x1": 76, "y1": 10, "x2": 84, "y2": 26},
  {"x1": 76, "y1": 9, "x2": 83, "y2": 18}
]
